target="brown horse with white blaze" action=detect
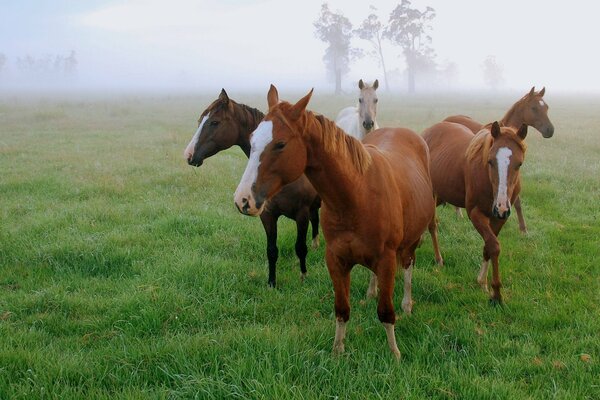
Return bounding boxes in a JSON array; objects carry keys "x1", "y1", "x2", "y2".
[
  {"x1": 423, "y1": 121, "x2": 528, "y2": 304},
  {"x1": 234, "y1": 85, "x2": 435, "y2": 359},
  {"x1": 184, "y1": 89, "x2": 321, "y2": 288},
  {"x1": 444, "y1": 87, "x2": 553, "y2": 232}
]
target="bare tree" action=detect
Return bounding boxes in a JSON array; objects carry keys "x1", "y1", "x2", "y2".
[
  {"x1": 384, "y1": 0, "x2": 436, "y2": 94},
  {"x1": 355, "y1": 6, "x2": 389, "y2": 92},
  {"x1": 314, "y1": 3, "x2": 359, "y2": 94},
  {"x1": 482, "y1": 55, "x2": 504, "y2": 90}
]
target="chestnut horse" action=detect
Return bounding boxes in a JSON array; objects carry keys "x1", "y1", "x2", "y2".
[
  {"x1": 444, "y1": 87, "x2": 553, "y2": 232},
  {"x1": 423, "y1": 121, "x2": 527, "y2": 304},
  {"x1": 335, "y1": 79, "x2": 380, "y2": 140},
  {"x1": 184, "y1": 89, "x2": 321, "y2": 287},
  {"x1": 234, "y1": 85, "x2": 435, "y2": 359}
]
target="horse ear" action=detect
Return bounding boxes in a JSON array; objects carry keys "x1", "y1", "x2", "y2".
[
  {"x1": 358, "y1": 79, "x2": 364, "y2": 90},
  {"x1": 373, "y1": 79, "x2": 379, "y2": 90},
  {"x1": 517, "y1": 124, "x2": 528, "y2": 140},
  {"x1": 528, "y1": 86, "x2": 535, "y2": 96},
  {"x1": 539, "y1": 87, "x2": 546, "y2": 97},
  {"x1": 491, "y1": 121, "x2": 501, "y2": 138},
  {"x1": 219, "y1": 88, "x2": 229, "y2": 104},
  {"x1": 289, "y1": 89, "x2": 313, "y2": 121},
  {"x1": 267, "y1": 84, "x2": 279, "y2": 109}
]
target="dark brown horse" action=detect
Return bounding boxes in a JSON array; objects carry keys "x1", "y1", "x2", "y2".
[
  {"x1": 234, "y1": 85, "x2": 435, "y2": 359},
  {"x1": 444, "y1": 87, "x2": 553, "y2": 232},
  {"x1": 184, "y1": 89, "x2": 321, "y2": 287},
  {"x1": 423, "y1": 121, "x2": 528, "y2": 304}
]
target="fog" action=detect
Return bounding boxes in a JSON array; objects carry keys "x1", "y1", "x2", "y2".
[{"x1": 1, "y1": 0, "x2": 599, "y2": 95}]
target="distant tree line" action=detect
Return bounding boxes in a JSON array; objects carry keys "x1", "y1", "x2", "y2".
[
  {"x1": 0, "y1": 51, "x2": 78, "y2": 81},
  {"x1": 314, "y1": 1, "x2": 504, "y2": 94}
]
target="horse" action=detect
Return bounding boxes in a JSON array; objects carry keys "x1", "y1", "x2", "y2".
[
  {"x1": 335, "y1": 79, "x2": 380, "y2": 140},
  {"x1": 234, "y1": 85, "x2": 435, "y2": 360},
  {"x1": 184, "y1": 89, "x2": 321, "y2": 287},
  {"x1": 444, "y1": 87, "x2": 553, "y2": 232},
  {"x1": 423, "y1": 121, "x2": 528, "y2": 304}
]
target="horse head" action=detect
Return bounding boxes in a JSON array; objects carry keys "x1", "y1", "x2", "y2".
[
  {"x1": 184, "y1": 89, "x2": 242, "y2": 166},
  {"x1": 358, "y1": 79, "x2": 379, "y2": 133},
  {"x1": 234, "y1": 85, "x2": 312, "y2": 216},
  {"x1": 487, "y1": 122, "x2": 528, "y2": 219},
  {"x1": 521, "y1": 86, "x2": 554, "y2": 138}
]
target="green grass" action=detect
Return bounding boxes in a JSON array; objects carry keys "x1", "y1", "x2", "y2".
[{"x1": 0, "y1": 91, "x2": 598, "y2": 399}]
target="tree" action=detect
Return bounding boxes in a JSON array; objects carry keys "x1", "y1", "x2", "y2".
[
  {"x1": 481, "y1": 55, "x2": 504, "y2": 90},
  {"x1": 384, "y1": 0, "x2": 436, "y2": 94},
  {"x1": 355, "y1": 6, "x2": 390, "y2": 92},
  {"x1": 0, "y1": 53, "x2": 6, "y2": 73},
  {"x1": 314, "y1": 3, "x2": 359, "y2": 94}
]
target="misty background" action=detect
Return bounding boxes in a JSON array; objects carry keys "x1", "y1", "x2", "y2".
[{"x1": 1, "y1": 0, "x2": 599, "y2": 95}]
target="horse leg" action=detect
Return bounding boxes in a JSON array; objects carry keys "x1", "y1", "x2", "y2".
[
  {"x1": 260, "y1": 211, "x2": 278, "y2": 288},
  {"x1": 399, "y1": 245, "x2": 418, "y2": 315},
  {"x1": 366, "y1": 272, "x2": 378, "y2": 299},
  {"x1": 326, "y1": 249, "x2": 351, "y2": 355},
  {"x1": 295, "y1": 208, "x2": 309, "y2": 282},
  {"x1": 455, "y1": 206, "x2": 464, "y2": 218},
  {"x1": 309, "y1": 198, "x2": 320, "y2": 249},
  {"x1": 514, "y1": 196, "x2": 527, "y2": 234},
  {"x1": 376, "y1": 251, "x2": 400, "y2": 360},
  {"x1": 428, "y1": 212, "x2": 444, "y2": 266},
  {"x1": 469, "y1": 208, "x2": 502, "y2": 303}
]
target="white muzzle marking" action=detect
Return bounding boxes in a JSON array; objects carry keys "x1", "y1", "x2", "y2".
[
  {"x1": 184, "y1": 114, "x2": 209, "y2": 161},
  {"x1": 495, "y1": 147, "x2": 512, "y2": 214},
  {"x1": 234, "y1": 120, "x2": 273, "y2": 215}
]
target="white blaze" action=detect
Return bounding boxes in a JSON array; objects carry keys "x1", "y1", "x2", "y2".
[
  {"x1": 184, "y1": 114, "x2": 209, "y2": 160},
  {"x1": 234, "y1": 121, "x2": 273, "y2": 205},
  {"x1": 539, "y1": 100, "x2": 545, "y2": 107},
  {"x1": 495, "y1": 147, "x2": 513, "y2": 210}
]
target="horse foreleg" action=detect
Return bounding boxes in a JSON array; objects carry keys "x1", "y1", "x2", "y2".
[
  {"x1": 326, "y1": 249, "x2": 351, "y2": 355},
  {"x1": 366, "y1": 272, "x2": 378, "y2": 299},
  {"x1": 455, "y1": 207, "x2": 464, "y2": 218},
  {"x1": 514, "y1": 196, "x2": 527, "y2": 234},
  {"x1": 260, "y1": 211, "x2": 279, "y2": 288},
  {"x1": 294, "y1": 209, "x2": 309, "y2": 282},
  {"x1": 376, "y1": 251, "x2": 400, "y2": 360},
  {"x1": 469, "y1": 208, "x2": 502, "y2": 303},
  {"x1": 428, "y1": 212, "x2": 444, "y2": 266},
  {"x1": 309, "y1": 198, "x2": 321, "y2": 249}
]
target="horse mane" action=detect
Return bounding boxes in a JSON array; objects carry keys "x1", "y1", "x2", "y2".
[
  {"x1": 204, "y1": 99, "x2": 265, "y2": 130},
  {"x1": 310, "y1": 112, "x2": 372, "y2": 174},
  {"x1": 465, "y1": 126, "x2": 527, "y2": 166}
]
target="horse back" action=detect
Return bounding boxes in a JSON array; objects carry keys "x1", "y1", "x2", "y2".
[{"x1": 444, "y1": 115, "x2": 484, "y2": 134}]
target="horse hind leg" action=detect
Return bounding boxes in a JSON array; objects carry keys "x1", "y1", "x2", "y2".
[
  {"x1": 376, "y1": 251, "x2": 401, "y2": 360},
  {"x1": 428, "y1": 213, "x2": 444, "y2": 267},
  {"x1": 455, "y1": 206, "x2": 464, "y2": 218},
  {"x1": 366, "y1": 272, "x2": 378, "y2": 299},
  {"x1": 295, "y1": 209, "x2": 309, "y2": 282},
  {"x1": 326, "y1": 250, "x2": 351, "y2": 355},
  {"x1": 514, "y1": 196, "x2": 528, "y2": 234}
]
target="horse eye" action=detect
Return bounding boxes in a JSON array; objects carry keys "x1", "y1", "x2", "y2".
[
  {"x1": 487, "y1": 160, "x2": 493, "y2": 166},
  {"x1": 374, "y1": 99, "x2": 378, "y2": 103},
  {"x1": 358, "y1": 98, "x2": 363, "y2": 103},
  {"x1": 274, "y1": 141, "x2": 286, "y2": 151},
  {"x1": 210, "y1": 120, "x2": 220, "y2": 126}
]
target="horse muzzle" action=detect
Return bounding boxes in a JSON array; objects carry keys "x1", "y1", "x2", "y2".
[
  {"x1": 492, "y1": 204, "x2": 511, "y2": 220},
  {"x1": 542, "y1": 123, "x2": 555, "y2": 138},
  {"x1": 234, "y1": 192, "x2": 264, "y2": 216},
  {"x1": 363, "y1": 120, "x2": 375, "y2": 131}
]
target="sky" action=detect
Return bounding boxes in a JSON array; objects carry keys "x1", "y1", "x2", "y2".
[{"x1": 1, "y1": 0, "x2": 599, "y2": 93}]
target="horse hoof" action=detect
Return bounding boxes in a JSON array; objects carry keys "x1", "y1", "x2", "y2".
[
  {"x1": 300, "y1": 272, "x2": 307, "y2": 283},
  {"x1": 332, "y1": 343, "x2": 345, "y2": 355},
  {"x1": 520, "y1": 228, "x2": 528, "y2": 235},
  {"x1": 488, "y1": 297, "x2": 503, "y2": 307},
  {"x1": 311, "y1": 237, "x2": 320, "y2": 250},
  {"x1": 436, "y1": 257, "x2": 444, "y2": 267},
  {"x1": 391, "y1": 348, "x2": 401, "y2": 361},
  {"x1": 268, "y1": 281, "x2": 276, "y2": 289}
]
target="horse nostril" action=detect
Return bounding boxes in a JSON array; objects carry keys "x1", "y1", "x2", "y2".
[{"x1": 242, "y1": 197, "x2": 249, "y2": 205}]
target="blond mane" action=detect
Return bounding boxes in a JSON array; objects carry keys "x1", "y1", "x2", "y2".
[
  {"x1": 273, "y1": 104, "x2": 372, "y2": 174},
  {"x1": 465, "y1": 127, "x2": 527, "y2": 166}
]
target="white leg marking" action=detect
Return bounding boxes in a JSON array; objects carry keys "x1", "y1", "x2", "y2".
[
  {"x1": 333, "y1": 319, "x2": 347, "y2": 354},
  {"x1": 383, "y1": 322, "x2": 401, "y2": 360},
  {"x1": 184, "y1": 114, "x2": 209, "y2": 160},
  {"x1": 402, "y1": 264, "x2": 413, "y2": 315},
  {"x1": 233, "y1": 121, "x2": 273, "y2": 210},
  {"x1": 366, "y1": 272, "x2": 378, "y2": 299},
  {"x1": 478, "y1": 260, "x2": 489, "y2": 292},
  {"x1": 495, "y1": 147, "x2": 513, "y2": 213}
]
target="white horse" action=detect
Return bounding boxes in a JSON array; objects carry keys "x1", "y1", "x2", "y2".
[{"x1": 335, "y1": 79, "x2": 380, "y2": 140}]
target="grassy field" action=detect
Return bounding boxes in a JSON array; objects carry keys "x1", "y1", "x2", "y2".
[{"x1": 0, "y1": 90, "x2": 598, "y2": 399}]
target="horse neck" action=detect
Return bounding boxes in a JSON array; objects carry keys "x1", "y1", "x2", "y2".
[
  {"x1": 234, "y1": 103, "x2": 265, "y2": 157},
  {"x1": 303, "y1": 114, "x2": 369, "y2": 208},
  {"x1": 500, "y1": 100, "x2": 526, "y2": 129}
]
